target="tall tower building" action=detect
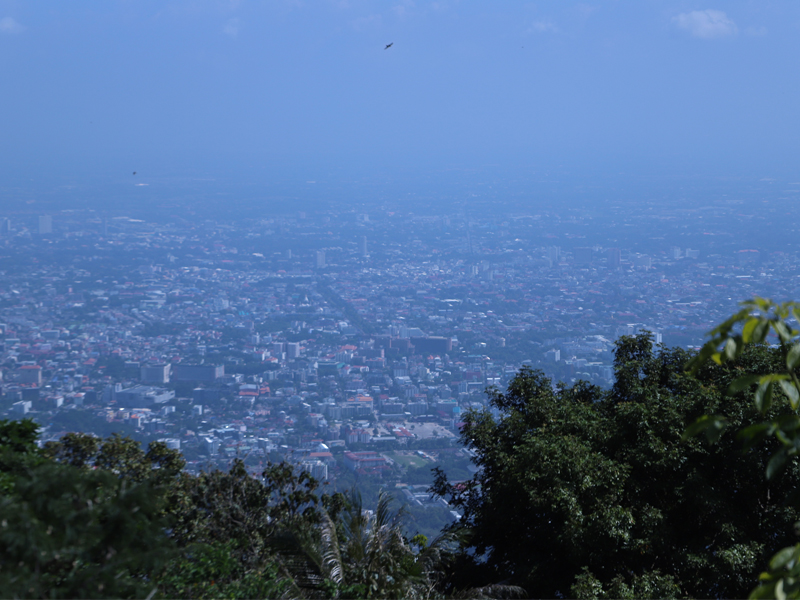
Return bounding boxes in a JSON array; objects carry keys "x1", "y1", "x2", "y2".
[
  {"x1": 359, "y1": 236, "x2": 368, "y2": 258},
  {"x1": 38, "y1": 215, "x2": 52, "y2": 235},
  {"x1": 315, "y1": 250, "x2": 326, "y2": 269}
]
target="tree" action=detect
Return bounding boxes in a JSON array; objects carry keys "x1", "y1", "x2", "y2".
[
  {"x1": 279, "y1": 488, "x2": 460, "y2": 599},
  {"x1": 43, "y1": 431, "x2": 185, "y2": 485},
  {"x1": 0, "y1": 421, "x2": 174, "y2": 599},
  {"x1": 3, "y1": 422, "x2": 477, "y2": 598},
  {"x1": 157, "y1": 541, "x2": 288, "y2": 599},
  {"x1": 686, "y1": 298, "x2": 800, "y2": 598},
  {"x1": 432, "y1": 335, "x2": 800, "y2": 598},
  {"x1": 0, "y1": 418, "x2": 43, "y2": 492}
]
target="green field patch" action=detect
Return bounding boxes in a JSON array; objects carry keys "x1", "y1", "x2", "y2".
[{"x1": 387, "y1": 452, "x2": 430, "y2": 469}]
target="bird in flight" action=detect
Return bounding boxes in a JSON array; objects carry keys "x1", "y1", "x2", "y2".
[
  {"x1": 384, "y1": 43, "x2": 393, "y2": 50},
  {"x1": 133, "y1": 171, "x2": 137, "y2": 175}
]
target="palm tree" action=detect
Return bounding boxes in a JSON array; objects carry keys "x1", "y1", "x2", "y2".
[
  {"x1": 278, "y1": 488, "x2": 455, "y2": 599},
  {"x1": 276, "y1": 488, "x2": 525, "y2": 599}
]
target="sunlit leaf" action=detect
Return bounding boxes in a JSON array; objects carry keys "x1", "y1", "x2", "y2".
[
  {"x1": 724, "y1": 338, "x2": 738, "y2": 361},
  {"x1": 770, "y1": 545, "x2": 799, "y2": 571},
  {"x1": 743, "y1": 318, "x2": 760, "y2": 343},
  {"x1": 780, "y1": 380, "x2": 800, "y2": 410},
  {"x1": 775, "y1": 321, "x2": 792, "y2": 344},
  {"x1": 788, "y1": 344, "x2": 800, "y2": 370},
  {"x1": 754, "y1": 297, "x2": 772, "y2": 312},
  {"x1": 753, "y1": 320, "x2": 770, "y2": 344},
  {"x1": 748, "y1": 582, "x2": 777, "y2": 600}
]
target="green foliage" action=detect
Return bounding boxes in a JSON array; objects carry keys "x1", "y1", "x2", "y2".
[
  {"x1": 158, "y1": 541, "x2": 287, "y2": 599},
  {"x1": 0, "y1": 418, "x2": 39, "y2": 454},
  {"x1": 169, "y1": 459, "x2": 323, "y2": 570},
  {"x1": 433, "y1": 336, "x2": 800, "y2": 598},
  {"x1": 283, "y1": 488, "x2": 458, "y2": 599},
  {"x1": 571, "y1": 568, "x2": 682, "y2": 599},
  {"x1": 0, "y1": 422, "x2": 479, "y2": 598},
  {"x1": 43, "y1": 431, "x2": 185, "y2": 485},
  {"x1": 0, "y1": 424, "x2": 183, "y2": 598},
  {"x1": 687, "y1": 298, "x2": 800, "y2": 477},
  {"x1": 686, "y1": 297, "x2": 800, "y2": 599},
  {"x1": 0, "y1": 461, "x2": 172, "y2": 599},
  {"x1": 0, "y1": 418, "x2": 43, "y2": 492}
]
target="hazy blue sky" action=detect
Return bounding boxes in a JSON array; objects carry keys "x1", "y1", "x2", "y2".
[{"x1": 1, "y1": 1, "x2": 798, "y2": 190}]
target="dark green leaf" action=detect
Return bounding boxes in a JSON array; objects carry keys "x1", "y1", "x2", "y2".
[
  {"x1": 728, "y1": 374, "x2": 762, "y2": 395},
  {"x1": 682, "y1": 415, "x2": 728, "y2": 443},
  {"x1": 755, "y1": 380, "x2": 775, "y2": 414},
  {"x1": 766, "y1": 450, "x2": 788, "y2": 480},
  {"x1": 737, "y1": 423, "x2": 773, "y2": 451}
]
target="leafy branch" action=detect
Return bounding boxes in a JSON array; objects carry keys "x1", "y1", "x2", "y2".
[{"x1": 685, "y1": 297, "x2": 800, "y2": 599}]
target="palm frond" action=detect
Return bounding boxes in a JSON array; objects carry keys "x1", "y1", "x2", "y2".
[
  {"x1": 318, "y1": 508, "x2": 344, "y2": 585},
  {"x1": 451, "y1": 583, "x2": 528, "y2": 599}
]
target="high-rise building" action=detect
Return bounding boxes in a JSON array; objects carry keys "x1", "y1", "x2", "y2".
[
  {"x1": 141, "y1": 364, "x2": 171, "y2": 384},
  {"x1": 545, "y1": 349, "x2": 561, "y2": 362},
  {"x1": 359, "y1": 236, "x2": 368, "y2": 258},
  {"x1": 12, "y1": 400, "x2": 32, "y2": 415},
  {"x1": 38, "y1": 215, "x2": 52, "y2": 235},
  {"x1": 287, "y1": 342, "x2": 301, "y2": 359},
  {"x1": 546, "y1": 246, "x2": 561, "y2": 263},
  {"x1": 0, "y1": 218, "x2": 10, "y2": 236},
  {"x1": 412, "y1": 337, "x2": 452, "y2": 354},
  {"x1": 115, "y1": 385, "x2": 175, "y2": 408},
  {"x1": 17, "y1": 365, "x2": 42, "y2": 386},
  {"x1": 315, "y1": 250, "x2": 326, "y2": 268},
  {"x1": 173, "y1": 364, "x2": 224, "y2": 382}
]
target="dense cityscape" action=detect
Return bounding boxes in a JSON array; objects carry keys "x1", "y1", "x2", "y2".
[{"x1": 1, "y1": 193, "x2": 797, "y2": 537}]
